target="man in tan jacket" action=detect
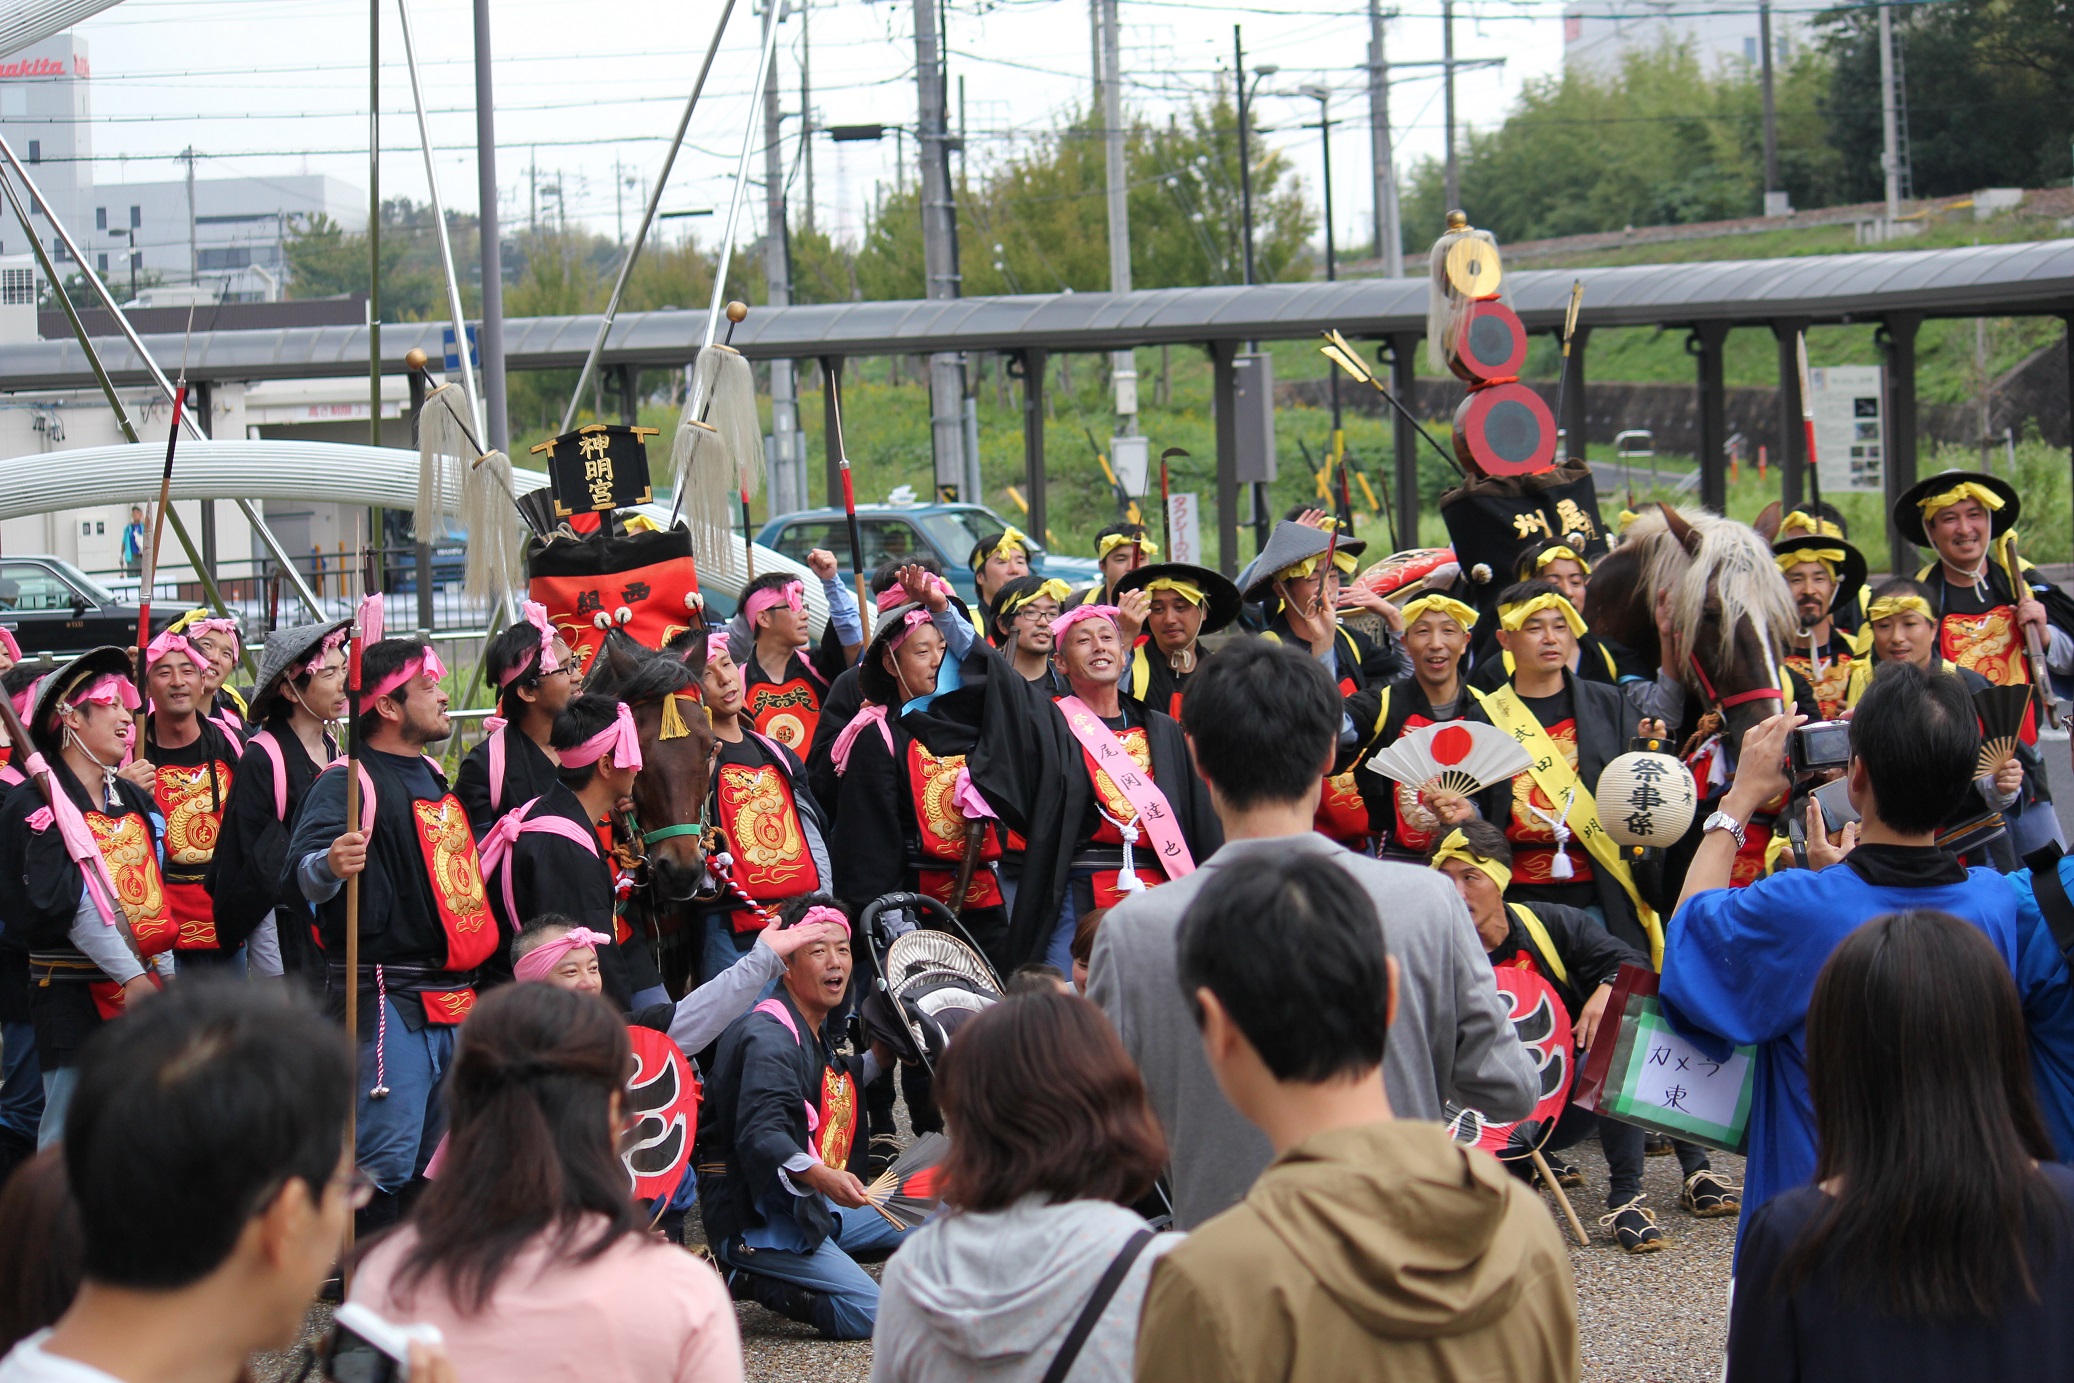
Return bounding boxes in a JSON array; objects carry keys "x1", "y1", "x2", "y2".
[{"x1": 1137, "y1": 853, "x2": 1579, "y2": 1383}]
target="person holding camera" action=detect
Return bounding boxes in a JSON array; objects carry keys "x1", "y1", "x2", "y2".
[{"x1": 1660, "y1": 661, "x2": 2065, "y2": 1231}]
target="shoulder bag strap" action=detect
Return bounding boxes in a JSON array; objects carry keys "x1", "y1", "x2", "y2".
[
  {"x1": 1039, "y1": 1229, "x2": 1156, "y2": 1383},
  {"x1": 2028, "y1": 847, "x2": 2074, "y2": 963}
]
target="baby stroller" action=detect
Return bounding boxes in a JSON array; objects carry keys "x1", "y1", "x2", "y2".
[{"x1": 855, "y1": 891, "x2": 1003, "y2": 1077}]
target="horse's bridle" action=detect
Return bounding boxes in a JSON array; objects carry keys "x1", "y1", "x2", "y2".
[{"x1": 1688, "y1": 651, "x2": 1786, "y2": 715}]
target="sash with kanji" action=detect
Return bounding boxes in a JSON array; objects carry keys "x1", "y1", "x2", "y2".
[{"x1": 1055, "y1": 697, "x2": 1196, "y2": 878}]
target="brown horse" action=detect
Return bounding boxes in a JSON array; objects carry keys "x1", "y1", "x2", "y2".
[
  {"x1": 583, "y1": 627, "x2": 716, "y2": 903},
  {"x1": 1585, "y1": 503, "x2": 1800, "y2": 760}
]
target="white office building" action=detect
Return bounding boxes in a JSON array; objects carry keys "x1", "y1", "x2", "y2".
[{"x1": 1563, "y1": 0, "x2": 1802, "y2": 76}]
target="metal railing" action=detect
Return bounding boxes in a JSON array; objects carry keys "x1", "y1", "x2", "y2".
[{"x1": 85, "y1": 541, "x2": 491, "y2": 636}]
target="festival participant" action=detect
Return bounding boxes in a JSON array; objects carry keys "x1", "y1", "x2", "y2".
[
  {"x1": 0, "y1": 648, "x2": 172, "y2": 1147},
  {"x1": 167, "y1": 609, "x2": 248, "y2": 737},
  {"x1": 1774, "y1": 530, "x2": 1867, "y2": 721},
  {"x1": 1430, "y1": 821, "x2": 1737, "y2": 1251},
  {"x1": 206, "y1": 619, "x2": 349, "y2": 981},
  {"x1": 1248, "y1": 520, "x2": 1404, "y2": 693},
  {"x1": 1137, "y1": 853, "x2": 1578, "y2": 1383},
  {"x1": 905, "y1": 603, "x2": 1220, "y2": 974},
  {"x1": 732, "y1": 553, "x2": 862, "y2": 755},
  {"x1": 1113, "y1": 561, "x2": 1241, "y2": 719},
  {"x1": 1774, "y1": 504, "x2": 1866, "y2": 634},
  {"x1": 701, "y1": 634, "x2": 833, "y2": 983},
  {"x1": 478, "y1": 695, "x2": 653, "y2": 1003},
  {"x1": 1345, "y1": 592, "x2": 1479, "y2": 863},
  {"x1": 454, "y1": 602, "x2": 576, "y2": 838},
  {"x1": 1473, "y1": 539, "x2": 1647, "y2": 690},
  {"x1": 1846, "y1": 579, "x2": 2032, "y2": 871},
  {"x1": 288, "y1": 636, "x2": 498, "y2": 1230},
  {"x1": 1473, "y1": 581, "x2": 1664, "y2": 963},
  {"x1": 986, "y1": 574, "x2": 1070, "y2": 692},
  {"x1": 698, "y1": 897, "x2": 913, "y2": 1341},
  {"x1": 0, "y1": 628, "x2": 18, "y2": 683},
  {"x1": 1088, "y1": 639, "x2": 1535, "y2": 1229},
  {"x1": 1661, "y1": 665, "x2": 2074, "y2": 1230},
  {"x1": 350, "y1": 983, "x2": 743, "y2": 1383},
  {"x1": 1725, "y1": 911, "x2": 2074, "y2": 1382},
  {"x1": 966, "y1": 527, "x2": 1034, "y2": 638},
  {"x1": 1063, "y1": 522, "x2": 1155, "y2": 611},
  {"x1": 137, "y1": 629, "x2": 240, "y2": 968},
  {"x1": 871, "y1": 993, "x2": 1175, "y2": 1383}
]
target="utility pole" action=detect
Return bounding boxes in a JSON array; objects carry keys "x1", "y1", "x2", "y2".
[
  {"x1": 1442, "y1": 0, "x2": 1458, "y2": 210},
  {"x1": 1878, "y1": 2, "x2": 1900, "y2": 223},
  {"x1": 763, "y1": 6, "x2": 799, "y2": 514},
  {"x1": 529, "y1": 147, "x2": 537, "y2": 233},
  {"x1": 181, "y1": 146, "x2": 197, "y2": 285},
  {"x1": 1235, "y1": 25, "x2": 1255, "y2": 287},
  {"x1": 1758, "y1": 1, "x2": 1784, "y2": 217},
  {"x1": 800, "y1": 1, "x2": 815, "y2": 236},
  {"x1": 914, "y1": 0, "x2": 968, "y2": 498},
  {"x1": 1367, "y1": 0, "x2": 1401, "y2": 274},
  {"x1": 1099, "y1": 0, "x2": 1136, "y2": 436},
  {"x1": 474, "y1": 0, "x2": 509, "y2": 453},
  {"x1": 1304, "y1": 87, "x2": 1342, "y2": 451}
]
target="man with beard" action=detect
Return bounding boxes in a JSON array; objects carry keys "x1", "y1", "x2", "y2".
[{"x1": 1775, "y1": 530, "x2": 1868, "y2": 721}]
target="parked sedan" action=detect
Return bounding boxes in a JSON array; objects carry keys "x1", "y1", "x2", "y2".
[
  {"x1": 0, "y1": 556, "x2": 173, "y2": 658},
  {"x1": 755, "y1": 502, "x2": 1100, "y2": 606}
]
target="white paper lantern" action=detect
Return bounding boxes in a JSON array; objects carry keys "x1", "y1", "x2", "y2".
[{"x1": 1598, "y1": 750, "x2": 1698, "y2": 848}]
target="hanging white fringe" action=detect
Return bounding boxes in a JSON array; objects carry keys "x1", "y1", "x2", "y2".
[
  {"x1": 670, "y1": 344, "x2": 760, "y2": 574},
  {"x1": 1425, "y1": 225, "x2": 1503, "y2": 373},
  {"x1": 415, "y1": 382, "x2": 525, "y2": 599}
]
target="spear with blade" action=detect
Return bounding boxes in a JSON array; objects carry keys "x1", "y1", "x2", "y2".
[{"x1": 1552, "y1": 279, "x2": 1584, "y2": 462}]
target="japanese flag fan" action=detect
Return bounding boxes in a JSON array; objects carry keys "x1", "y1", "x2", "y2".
[{"x1": 1366, "y1": 721, "x2": 1532, "y2": 800}]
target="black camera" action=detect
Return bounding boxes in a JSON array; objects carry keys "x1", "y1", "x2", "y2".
[{"x1": 1787, "y1": 719, "x2": 1852, "y2": 778}]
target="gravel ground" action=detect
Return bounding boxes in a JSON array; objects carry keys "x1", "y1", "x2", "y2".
[{"x1": 257, "y1": 1138, "x2": 1740, "y2": 1383}]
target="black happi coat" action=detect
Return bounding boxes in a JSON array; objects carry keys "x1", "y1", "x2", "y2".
[
  {"x1": 904, "y1": 643, "x2": 1220, "y2": 969},
  {"x1": 1490, "y1": 899, "x2": 1644, "y2": 1021},
  {"x1": 454, "y1": 725, "x2": 562, "y2": 838},
  {"x1": 486, "y1": 781, "x2": 654, "y2": 1006},
  {"x1": 208, "y1": 721, "x2": 334, "y2": 964}
]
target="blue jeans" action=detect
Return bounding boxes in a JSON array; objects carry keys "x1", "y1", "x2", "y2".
[
  {"x1": 37, "y1": 1065, "x2": 77, "y2": 1150},
  {"x1": 356, "y1": 998, "x2": 456, "y2": 1192},
  {"x1": 700, "y1": 913, "x2": 762, "y2": 986},
  {"x1": 718, "y1": 1202, "x2": 911, "y2": 1341},
  {"x1": 1, "y1": 1020, "x2": 42, "y2": 1144},
  {"x1": 1046, "y1": 869, "x2": 1097, "y2": 974}
]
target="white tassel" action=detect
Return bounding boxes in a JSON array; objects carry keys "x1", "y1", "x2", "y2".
[
  {"x1": 671, "y1": 346, "x2": 758, "y2": 577},
  {"x1": 460, "y1": 448, "x2": 525, "y2": 599},
  {"x1": 1550, "y1": 838, "x2": 1575, "y2": 880},
  {"x1": 416, "y1": 383, "x2": 523, "y2": 600},
  {"x1": 415, "y1": 383, "x2": 471, "y2": 545},
  {"x1": 1114, "y1": 819, "x2": 1145, "y2": 894}
]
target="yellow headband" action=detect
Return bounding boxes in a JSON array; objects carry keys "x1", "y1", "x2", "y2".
[
  {"x1": 998, "y1": 577, "x2": 1072, "y2": 618},
  {"x1": 1097, "y1": 532, "x2": 1158, "y2": 560},
  {"x1": 1533, "y1": 544, "x2": 1591, "y2": 576},
  {"x1": 1498, "y1": 591, "x2": 1587, "y2": 638},
  {"x1": 1867, "y1": 594, "x2": 1934, "y2": 623},
  {"x1": 978, "y1": 526, "x2": 1031, "y2": 568},
  {"x1": 1775, "y1": 547, "x2": 1845, "y2": 577},
  {"x1": 1916, "y1": 482, "x2": 2005, "y2": 519},
  {"x1": 1779, "y1": 509, "x2": 1845, "y2": 541},
  {"x1": 1399, "y1": 593, "x2": 1479, "y2": 633},
  {"x1": 1143, "y1": 577, "x2": 1206, "y2": 606},
  {"x1": 1431, "y1": 828, "x2": 1512, "y2": 894},
  {"x1": 1275, "y1": 550, "x2": 1359, "y2": 583},
  {"x1": 1616, "y1": 509, "x2": 1641, "y2": 534}
]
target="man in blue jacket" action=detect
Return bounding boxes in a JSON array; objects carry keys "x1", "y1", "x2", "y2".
[{"x1": 1660, "y1": 661, "x2": 2068, "y2": 1240}]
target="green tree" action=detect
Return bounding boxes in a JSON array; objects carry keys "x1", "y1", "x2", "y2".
[{"x1": 282, "y1": 197, "x2": 472, "y2": 321}]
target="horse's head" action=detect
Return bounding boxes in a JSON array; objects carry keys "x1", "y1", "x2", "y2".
[
  {"x1": 593, "y1": 628, "x2": 715, "y2": 901},
  {"x1": 1649, "y1": 504, "x2": 1798, "y2": 758}
]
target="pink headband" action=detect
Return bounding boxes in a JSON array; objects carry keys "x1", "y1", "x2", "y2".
[
  {"x1": 876, "y1": 575, "x2": 951, "y2": 613},
  {"x1": 706, "y1": 631, "x2": 734, "y2": 667},
  {"x1": 557, "y1": 701, "x2": 642, "y2": 772},
  {"x1": 1048, "y1": 603, "x2": 1120, "y2": 641},
  {"x1": 496, "y1": 601, "x2": 564, "y2": 688},
  {"x1": 64, "y1": 673, "x2": 141, "y2": 713},
  {"x1": 190, "y1": 617, "x2": 241, "y2": 655},
  {"x1": 300, "y1": 628, "x2": 347, "y2": 678},
  {"x1": 744, "y1": 581, "x2": 805, "y2": 625},
  {"x1": 513, "y1": 926, "x2": 614, "y2": 984},
  {"x1": 793, "y1": 904, "x2": 849, "y2": 937},
  {"x1": 144, "y1": 629, "x2": 206, "y2": 672},
  {"x1": 886, "y1": 607, "x2": 932, "y2": 650},
  {"x1": 0, "y1": 627, "x2": 19, "y2": 663},
  {"x1": 367, "y1": 645, "x2": 448, "y2": 703}
]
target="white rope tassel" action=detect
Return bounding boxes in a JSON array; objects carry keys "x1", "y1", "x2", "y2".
[
  {"x1": 1101, "y1": 807, "x2": 1147, "y2": 894},
  {"x1": 671, "y1": 347, "x2": 756, "y2": 568},
  {"x1": 1528, "y1": 787, "x2": 1579, "y2": 881},
  {"x1": 415, "y1": 384, "x2": 524, "y2": 599}
]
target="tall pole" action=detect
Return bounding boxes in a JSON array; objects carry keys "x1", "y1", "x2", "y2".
[
  {"x1": 1878, "y1": 2, "x2": 1900, "y2": 223},
  {"x1": 1315, "y1": 94, "x2": 1340, "y2": 441},
  {"x1": 473, "y1": 0, "x2": 508, "y2": 453},
  {"x1": 800, "y1": 3, "x2": 815, "y2": 236},
  {"x1": 915, "y1": 0, "x2": 967, "y2": 497},
  {"x1": 1100, "y1": 0, "x2": 1135, "y2": 438},
  {"x1": 1758, "y1": 0, "x2": 1781, "y2": 215},
  {"x1": 369, "y1": 0, "x2": 381, "y2": 456},
  {"x1": 1367, "y1": 0, "x2": 1401, "y2": 274},
  {"x1": 764, "y1": 19, "x2": 799, "y2": 515},
  {"x1": 1442, "y1": 0, "x2": 1458, "y2": 210},
  {"x1": 183, "y1": 147, "x2": 197, "y2": 287},
  {"x1": 1234, "y1": 25, "x2": 1255, "y2": 288}
]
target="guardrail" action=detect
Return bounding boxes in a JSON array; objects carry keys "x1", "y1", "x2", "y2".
[{"x1": 86, "y1": 541, "x2": 491, "y2": 635}]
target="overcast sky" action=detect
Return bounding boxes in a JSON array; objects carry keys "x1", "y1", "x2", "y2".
[{"x1": 68, "y1": 0, "x2": 1576, "y2": 261}]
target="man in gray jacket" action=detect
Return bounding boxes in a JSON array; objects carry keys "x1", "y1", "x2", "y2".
[{"x1": 1088, "y1": 637, "x2": 1538, "y2": 1229}]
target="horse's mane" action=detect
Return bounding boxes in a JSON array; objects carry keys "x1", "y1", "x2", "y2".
[
  {"x1": 1623, "y1": 505, "x2": 1797, "y2": 667},
  {"x1": 585, "y1": 628, "x2": 697, "y2": 702}
]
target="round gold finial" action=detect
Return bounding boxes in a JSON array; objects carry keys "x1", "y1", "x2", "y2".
[
  {"x1": 404, "y1": 347, "x2": 430, "y2": 371},
  {"x1": 1445, "y1": 210, "x2": 1469, "y2": 231},
  {"x1": 725, "y1": 301, "x2": 749, "y2": 323}
]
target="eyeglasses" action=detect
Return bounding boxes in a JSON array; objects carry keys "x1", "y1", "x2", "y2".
[{"x1": 332, "y1": 1168, "x2": 378, "y2": 1211}]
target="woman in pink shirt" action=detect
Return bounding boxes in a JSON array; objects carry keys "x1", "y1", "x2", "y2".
[{"x1": 350, "y1": 984, "x2": 742, "y2": 1383}]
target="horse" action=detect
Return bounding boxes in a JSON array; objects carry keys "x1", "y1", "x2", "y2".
[
  {"x1": 1585, "y1": 503, "x2": 1800, "y2": 761},
  {"x1": 582, "y1": 626, "x2": 716, "y2": 906}
]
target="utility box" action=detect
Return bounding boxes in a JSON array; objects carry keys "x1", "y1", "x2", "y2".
[
  {"x1": 1234, "y1": 352, "x2": 1277, "y2": 484},
  {"x1": 1111, "y1": 435, "x2": 1149, "y2": 497}
]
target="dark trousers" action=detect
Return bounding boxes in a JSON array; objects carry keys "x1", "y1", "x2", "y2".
[{"x1": 1541, "y1": 1104, "x2": 1712, "y2": 1209}]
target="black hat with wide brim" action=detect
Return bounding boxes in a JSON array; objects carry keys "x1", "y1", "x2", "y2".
[
  {"x1": 29, "y1": 646, "x2": 136, "y2": 757},
  {"x1": 1241, "y1": 521, "x2": 1368, "y2": 603},
  {"x1": 1771, "y1": 533, "x2": 1868, "y2": 621},
  {"x1": 1112, "y1": 562, "x2": 1244, "y2": 635},
  {"x1": 860, "y1": 601, "x2": 944, "y2": 705},
  {"x1": 1892, "y1": 469, "x2": 2020, "y2": 548},
  {"x1": 250, "y1": 617, "x2": 353, "y2": 717}
]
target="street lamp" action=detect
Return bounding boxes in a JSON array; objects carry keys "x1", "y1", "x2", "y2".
[{"x1": 1295, "y1": 84, "x2": 1346, "y2": 519}]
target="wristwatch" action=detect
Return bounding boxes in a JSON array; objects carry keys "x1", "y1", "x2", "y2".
[{"x1": 1701, "y1": 809, "x2": 1748, "y2": 850}]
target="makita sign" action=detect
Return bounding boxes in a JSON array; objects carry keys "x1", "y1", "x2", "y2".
[{"x1": 0, "y1": 56, "x2": 87, "y2": 79}]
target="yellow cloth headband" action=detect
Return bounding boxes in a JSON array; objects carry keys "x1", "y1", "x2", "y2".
[
  {"x1": 1775, "y1": 547, "x2": 1845, "y2": 576},
  {"x1": 1142, "y1": 577, "x2": 1206, "y2": 606},
  {"x1": 998, "y1": 577, "x2": 1072, "y2": 617},
  {"x1": 1275, "y1": 550, "x2": 1358, "y2": 583},
  {"x1": 1533, "y1": 544, "x2": 1591, "y2": 576},
  {"x1": 1096, "y1": 532, "x2": 1158, "y2": 559},
  {"x1": 978, "y1": 526, "x2": 1031, "y2": 568},
  {"x1": 1431, "y1": 828, "x2": 1512, "y2": 894},
  {"x1": 1916, "y1": 482, "x2": 2005, "y2": 519},
  {"x1": 1780, "y1": 510, "x2": 1845, "y2": 540},
  {"x1": 1498, "y1": 591, "x2": 1587, "y2": 638},
  {"x1": 1615, "y1": 509, "x2": 1641, "y2": 534},
  {"x1": 1867, "y1": 594, "x2": 1934, "y2": 623},
  {"x1": 1399, "y1": 594, "x2": 1479, "y2": 633}
]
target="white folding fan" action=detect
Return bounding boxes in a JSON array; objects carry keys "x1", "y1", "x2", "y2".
[{"x1": 1365, "y1": 721, "x2": 1533, "y2": 799}]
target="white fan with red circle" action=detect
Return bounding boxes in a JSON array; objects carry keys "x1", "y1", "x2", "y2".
[{"x1": 1365, "y1": 721, "x2": 1533, "y2": 800}]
